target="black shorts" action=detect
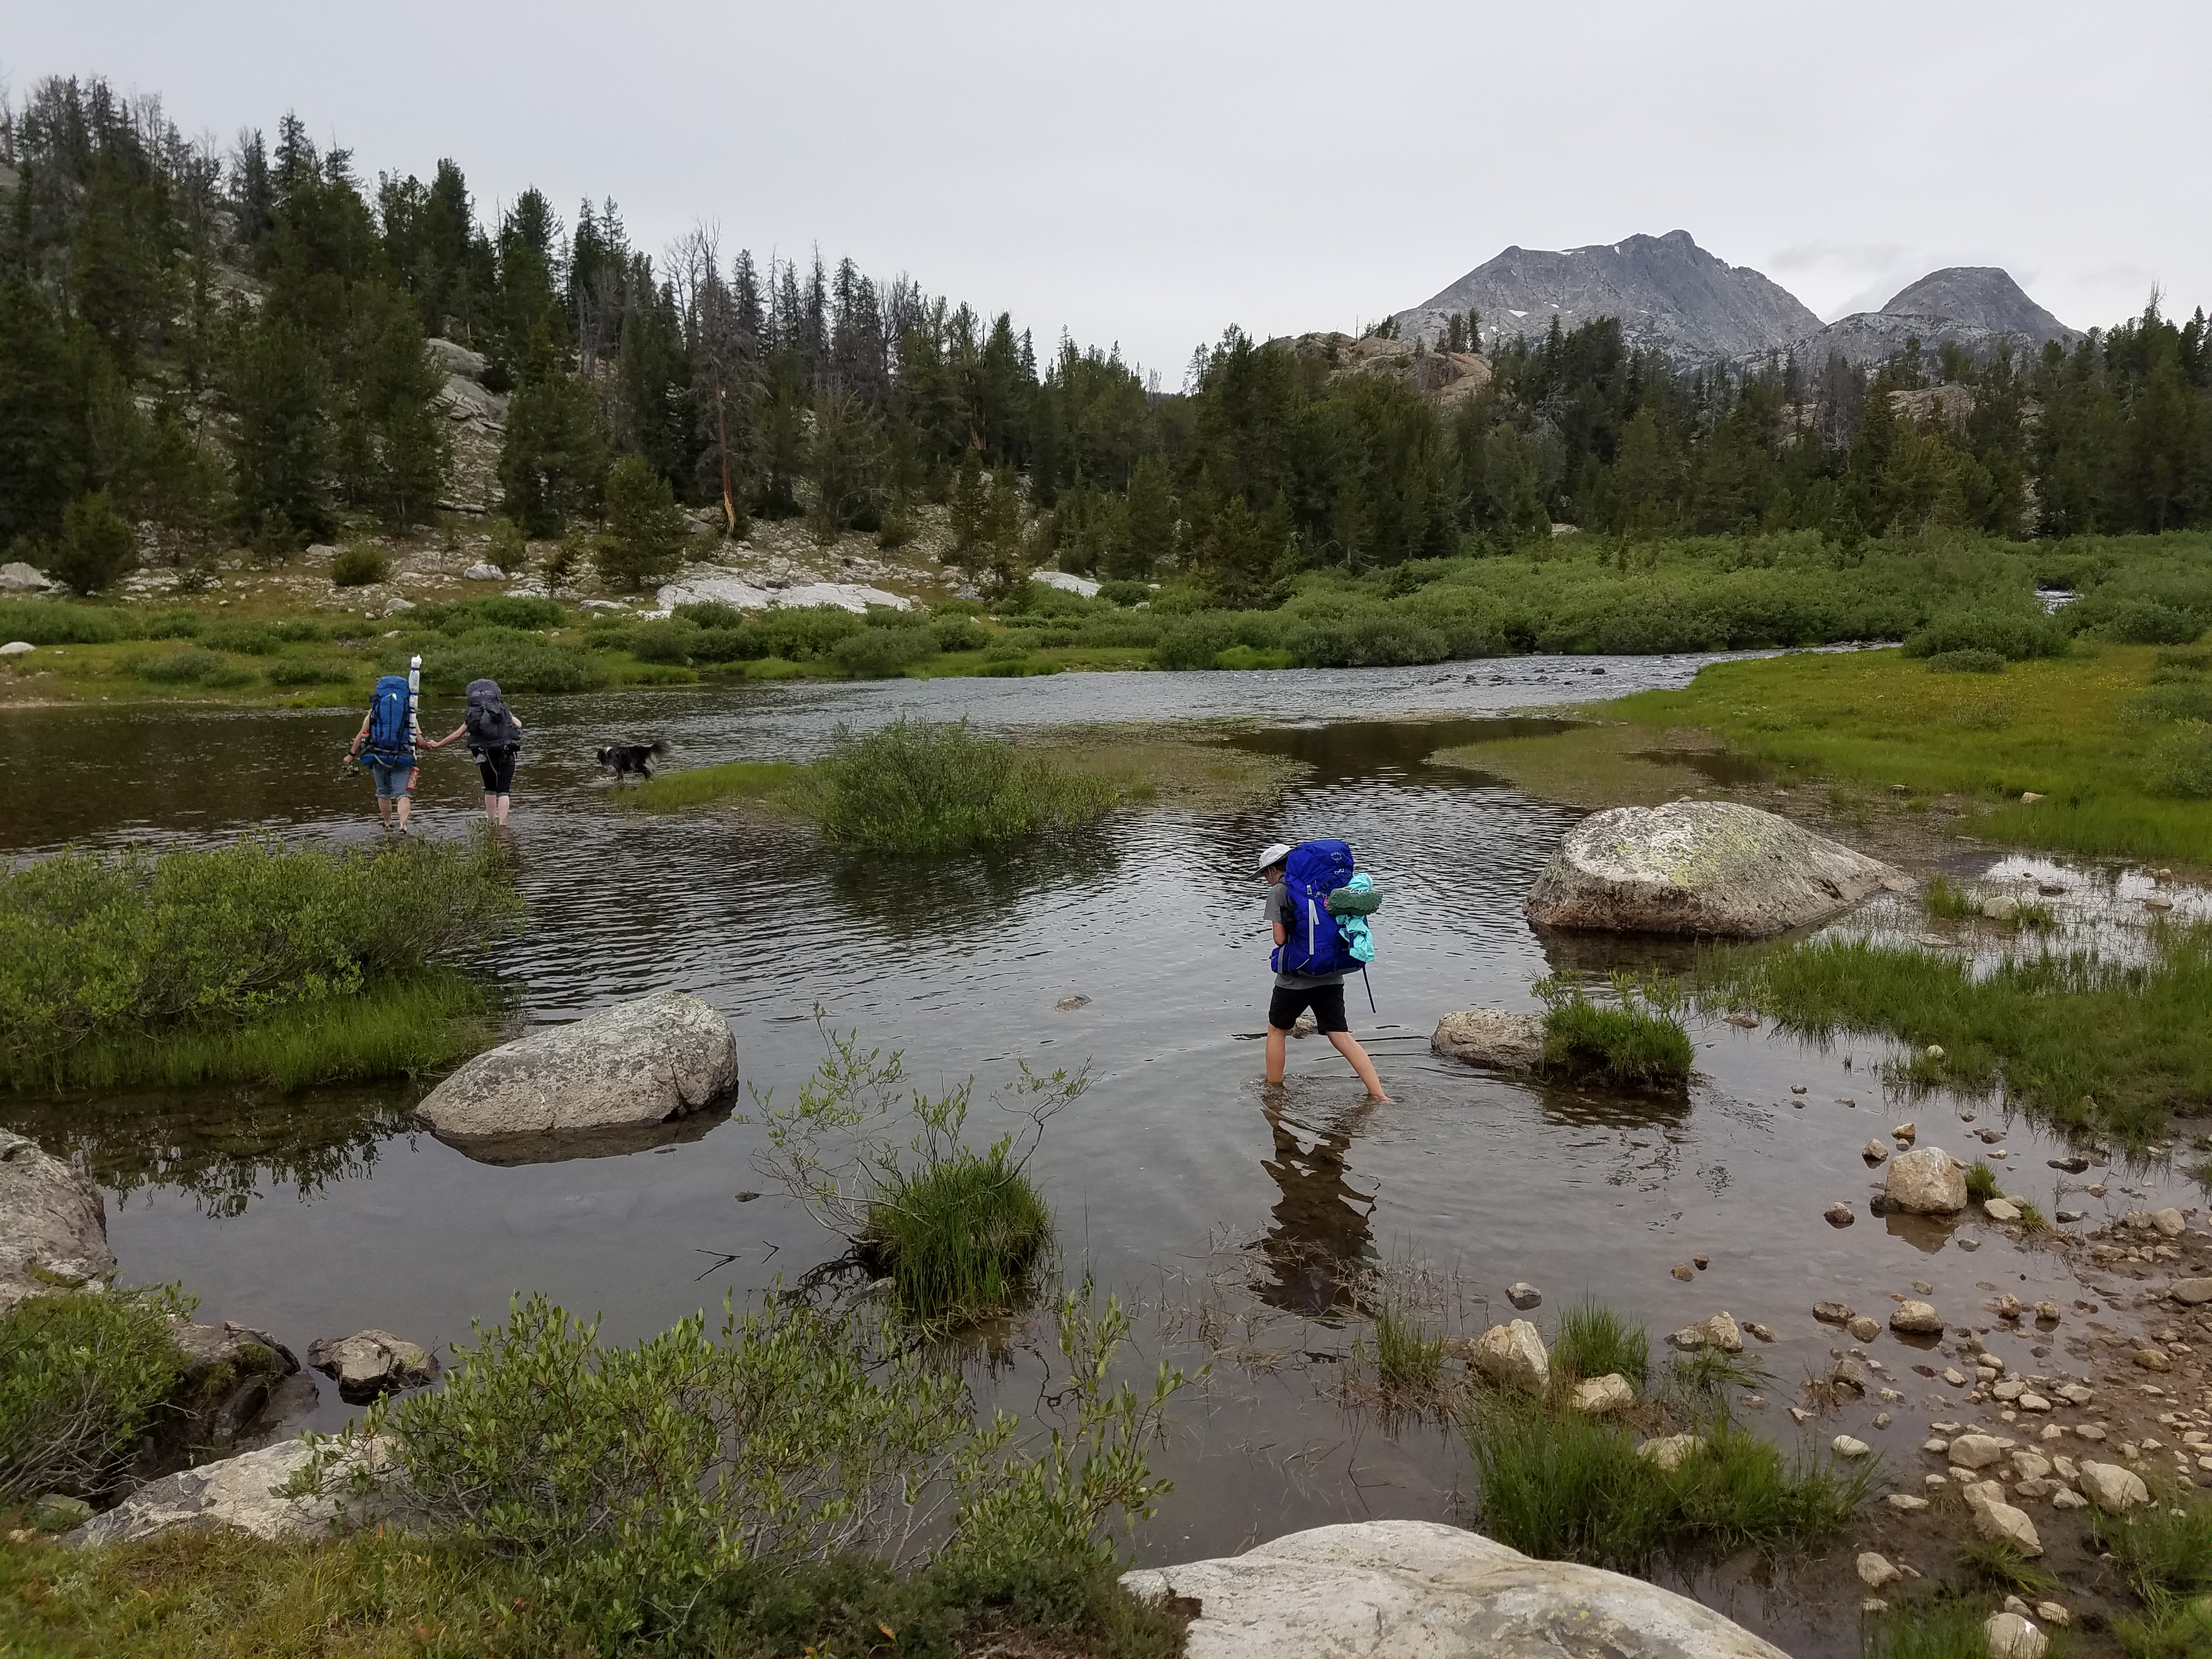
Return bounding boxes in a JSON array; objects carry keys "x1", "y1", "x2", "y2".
[
  {"x1": 475, "y1": 746, "x2": 518, "y2": 794},
  {"x1": 1268, "y1": 983, "x2": 1347, "y2": 1034}
]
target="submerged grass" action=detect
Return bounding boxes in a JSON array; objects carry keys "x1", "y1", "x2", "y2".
[
  {"x1": 1924, "y1": 874, "x2": 1978, "y2": 919},
  {"x1": 623, "y1": 759, "x2": 804, "y2": 813},
  {"x1": 1698, "y1": 928, "x2": 2212, "y2": 1143},
  {"x1": 1859, "y1": 1596, "x2": 2010, "y2": 1659},
  {"x1": 1464, "y1": 1399, "x2": 1869, "y2": 1570},
  {"x1": 859, "y1": 1145, "x2": 1054, "y2": 1325},
  {"x1": 1371, "y1": 1299, "x2": 1446, "y2": 1398}
]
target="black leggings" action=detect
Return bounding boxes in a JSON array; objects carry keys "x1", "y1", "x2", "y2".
[{"x1": 474, "y1": 746, "x2": 518, "y2": 795}]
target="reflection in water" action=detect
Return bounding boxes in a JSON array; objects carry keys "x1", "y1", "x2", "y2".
[
  {"x1": 1253, "y1": 1095, "x2": 1380, "y2": 1317},
  {"x1": 0, "y1": 1086, "x2": 419, "y2": 1217}
]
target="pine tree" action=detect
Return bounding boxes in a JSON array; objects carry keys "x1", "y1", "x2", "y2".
[
  {"x1": 52, "y1": 488, "x2": 137, "y2": 593},
  {"x1": 1119, "y1": 454, "x2": 1176, "y2": 577},
  {"x1": 498, "y1": 369, "x2": 602, "y2": 535},
  {"x1": 596, "y1": 453, "x2": 689, "y2": 590},
  {"x1": 224, "y1": 314, "x2": 331, "y2": 544}
]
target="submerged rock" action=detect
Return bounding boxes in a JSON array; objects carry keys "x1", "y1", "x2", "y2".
[
  {"x1": 1666, "y1": 1312, "x2": 1743, "y2": 1353},
  {"x1": 306, "y1": 1330, "x2": 437, "y2": 1402},
  {"x1": 1430, "y1": 1008, "x2": 1546, "y2": 1070},
  {"x1": 1884, "y1": 1147, "x2": 1969, "y2": 1215},
  {"x1": 1122, "y1": 1519, "x2": 1790, "y2": 1657},
  {"x1": 416, "y1": 991, "x2": 737, "y2": 1144},
  {"x1": 0, "y1": 1128, "x2": 116, "y2": 1313},
  {"x1": 1523, "y1": 799, "x2": 1905, "y2": 937}
]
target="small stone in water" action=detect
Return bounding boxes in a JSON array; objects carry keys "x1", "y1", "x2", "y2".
[
  {"x1": 1671, "y1": 1263, "x2": 1694, "y2": 1281},
  {"x1": 1791, "y1": 1084, "x2": 1807, "y2": 1094},
  {"x1": 733, "y1": 1191, "x2": 761, "y2": 1201},
  {"x1": 1864, "y1": 1139, "x2": 1889, "y2": 1164},
  {"x1": 1693, "y1": 1255, "x2": 1709, "y2": 1270},
  {"x1": 1744, "y1": 1321, "x2": 1777, "y2": 1342},
  {"x1": 1826, "y1": 1202, "x2": 1856, "y2": 1227},
  {"x1": 1833, "y1": 1435, "x2": 1871, "y2": 1458},
  {"x1": 1506, "y1": 1282, "x2": 1542, "y2": 1310},
  {"x1": 1848, "y1": 1316, "x2": 1881, "y2": 1342}
]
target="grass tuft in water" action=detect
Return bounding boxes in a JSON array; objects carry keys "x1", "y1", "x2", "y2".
[
  {"x1": 622, "y1": 759, "x2": 804, "y2": 813},
  {"x1": 859, "y1": 1144, "x2": 1054, "y2": 1326},
  {"x1": 1960, "y1": 1534, "x2": 2062, "y2": 1597},
  {"x1": 1371, "y1": 1299, "x2": 1446, "y2": 1398},
  {"x1": 1859, "y1": 1596, "x2": 2007, "y2": 1659},
  {"x1": 1923, "y1": 876, "x2": 1978, "y2": 919},
  {"x1": 1551, "y1": 1299, "x2": 1650, "y2": 1389},
  {"x1": 1534, "y1": 978, "x2": 1694, "y2": 1090},
  {"x1": 1464, "y1": 1398, "x2": 1869, "y2": 1570},
  {"x1": 1966, "y1": 1161, "x2": 2001, "y2": 1202}
]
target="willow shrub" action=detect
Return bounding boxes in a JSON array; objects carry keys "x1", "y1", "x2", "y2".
[
  {"x1": 0, "y1": 833, "x2": 521, "y2": 1089},
  {"x1": 0, "y1": 1287, "x2": 191, "y2": 1503},
  {"x1": 809, "y1": 718, "x2": 1115, "y2": 855}
]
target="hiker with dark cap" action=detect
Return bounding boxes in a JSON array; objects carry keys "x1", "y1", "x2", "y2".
[
  {"x1": 1256, "y1": 841, "x2": 1390, "y2": 1101},
  {"x1": 423, "y1": 678, "x2": 525, "y2": 825}
]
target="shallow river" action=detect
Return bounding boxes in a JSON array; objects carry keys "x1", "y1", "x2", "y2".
[{"x1": 2, "y1": 656, "x2": 2195, "y2": 1652}]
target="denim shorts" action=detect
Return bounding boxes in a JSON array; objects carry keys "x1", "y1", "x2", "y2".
[{"x1": 369, "y1": 757, "x2": 416, "y2": 799}]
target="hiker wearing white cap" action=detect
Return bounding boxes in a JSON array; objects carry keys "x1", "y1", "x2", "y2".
[{"x1": 1255, "y1": 843, "x2": 1390, "y2": 1102}]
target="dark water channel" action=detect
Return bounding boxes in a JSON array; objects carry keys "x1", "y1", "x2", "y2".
[{"x1": 3, "y1": 654, "x2": 2197, "y2": 1654}]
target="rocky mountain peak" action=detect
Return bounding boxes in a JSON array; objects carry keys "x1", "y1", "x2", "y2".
[
  {"x1": 1878, "y1": 267, "x2": 2073, "y2": 340},
  {"x1": 1393, "y1": 232, "x2": 1823, "y2": 368}
]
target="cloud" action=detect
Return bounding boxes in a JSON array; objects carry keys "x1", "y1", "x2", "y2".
[{"x1": 1769, "y1": 241, "x2": 1907, "y2": 274}]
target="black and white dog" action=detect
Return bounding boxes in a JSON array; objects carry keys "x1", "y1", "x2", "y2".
[{"x1": 596, "y1": 741, "x2": 669, "y2": 782}]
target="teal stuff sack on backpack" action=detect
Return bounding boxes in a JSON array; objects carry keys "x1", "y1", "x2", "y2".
[{"x1": 364, "y1": 674, "x2": 414, "y2": 759}]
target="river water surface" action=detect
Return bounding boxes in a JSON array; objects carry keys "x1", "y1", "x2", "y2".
[{"x1": 3, "y1": 655, "x2": 2196, "y2": 1652}]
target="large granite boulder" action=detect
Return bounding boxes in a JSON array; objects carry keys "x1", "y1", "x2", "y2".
[
  {"x1": 69, "y1": 1436, "x2": 386, "y2": 1546},
  {"x1": 157, "y1": 1321, "x2": 306, "y2": 1462},
  {"x1": 416, "y1": 991, "x2": 737, "y2": 1144},
  {"x1": 0, "y1": 1129, "x2": 116, "y2": 1313},
  {"x1": 1122, "y1": 1520, "x2": 1787, "y2": 1657},
  {"x1": 1524, "y1": 800, "x2": 1904, "y2": 937}
]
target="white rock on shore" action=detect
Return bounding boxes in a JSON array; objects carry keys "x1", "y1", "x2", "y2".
[
  {"x1": 67, "y1": 1437, "x2": 386, "y2": 1546},
  {"x1": 1122, "y1": 1520, "x2": 1790, "y2": 1658},
  {"x1": 1522, "y1": 799, "x2": 1905, "y2": 937},
  {"x1": 655, "y1": 572, "x2": 912, "y2": 614},
  {"x1": 415, "y1": 991, "x2": 737, "y2": 1142},
  {"x1": 0, "y1": 1129, "x2": 117, "y2": 1313}
]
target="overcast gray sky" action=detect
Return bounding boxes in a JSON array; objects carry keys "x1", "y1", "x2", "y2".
[{"x1": 9, "y1": 0, "x2": 2207, "y2": 379}]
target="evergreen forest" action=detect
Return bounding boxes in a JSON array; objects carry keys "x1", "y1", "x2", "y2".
[{"x1": 3, "y1": 74, "x2": 2210, "y2": 605}]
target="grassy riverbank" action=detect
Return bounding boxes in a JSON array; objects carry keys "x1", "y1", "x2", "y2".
[
  {"x1": 0, "y1": 836, "x2": 520, "y2": 1093},
  {"x1": 6, "y1": 527, "x2": 2208, "y2": 708}
]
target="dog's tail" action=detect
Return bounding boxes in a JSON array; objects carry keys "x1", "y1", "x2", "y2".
[{"x1": 647, "y1": 741, "x2": 669, "y2": 757}]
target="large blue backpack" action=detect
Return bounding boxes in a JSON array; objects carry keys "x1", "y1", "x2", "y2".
[
  {"x1": 364, "y1": 674, "x2": 413, "y2": 758},
  {"x1": 1274, "y1": 839, "x2": 1362, "y2": 977}
]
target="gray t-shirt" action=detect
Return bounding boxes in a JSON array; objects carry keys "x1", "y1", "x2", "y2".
[{"x1": 1265, "y1": 881, "x2": 1345, "y2": 989}]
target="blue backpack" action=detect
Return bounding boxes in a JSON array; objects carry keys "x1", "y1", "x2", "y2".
[
  {"x1": 364, "y1": 674, "x2": 413, "y2": 757},
  {"x1": 1274, "y1": 839, "x2": 1363, "y2": 977}
]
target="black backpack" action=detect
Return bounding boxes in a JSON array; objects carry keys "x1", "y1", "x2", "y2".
[{"x1": 463, "y1": 679, "x2": 519, "y2": 751}]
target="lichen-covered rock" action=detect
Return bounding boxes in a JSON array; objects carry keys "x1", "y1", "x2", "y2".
[
  {"x1": 1431, "y1": 1008, "x2": 1546, "y2": 1070},
  {"x1": 1885, "y1": 1147, "x2": 1969, "y2": 1215},
  {"x1": 416, "y1": 991, "x2": 736, "y2": 1143},
  {"x1": 1124, "y1": 1520, "x2": 1790, "y2": 1658},
  {"x1": 67, "y1": 1437, "x2": 387, "y2": 1546},
  {"x1": 1523, "y1": 800, "x2": 1904, "y2": 937},
  {"x1": 0, "y1": 1130, "x2": 116, "y2": 1313},
  {"x1": 160, "y1": 1320, "x2": 303, "y2": 1458}
]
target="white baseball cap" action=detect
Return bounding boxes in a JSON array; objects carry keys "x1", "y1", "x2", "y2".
[{"x1": 1254, "y1": 842, "x2": 1293, "y2": 875}]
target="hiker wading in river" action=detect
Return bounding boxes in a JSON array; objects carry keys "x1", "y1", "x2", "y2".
[
  {"x1": 1256, "y1": 841, "x2": 1390, "y2": 1101},
  {"x1": 424, "y1": 678, "x2": 524, "y2": 825}
]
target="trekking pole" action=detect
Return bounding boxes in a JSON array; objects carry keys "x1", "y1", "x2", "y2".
[{"x1": 1362, "y1": 965, "x2": 1376, "y2": 1014}]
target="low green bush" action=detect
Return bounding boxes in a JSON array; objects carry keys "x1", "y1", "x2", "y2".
[
  {"x1": 832, "y1": 625, "x2": 936, "y2": 679},
  {"x1": 746, "y1": 605, "x2": 865, "y2": 661},
  {"x1": 0, "y1": 834, "x2": 521, "y2": 1090},
  {"x1": 687, "y1": 625, "x2": 761, "y2": 664},
  {"x1": 264, "y1": 654, "x2": 352, "y2": 687},
  {"x1": 128, "y1": 647, "x2": 252, "y2": 687},
  {"x1": 2145, "y1": 721, "x2": 2212, "y2": 798},
  {"x1": 331, "y1": 546, "x2": 390, "y2": 587},
  {"x1": 0, "y1": 1286, "x2": 192, "y2": 1502},
  {"x1": 1536, "y1": 983, "x2": 1694, "y2": 1089},
  {"x1": 1925, "y1": 648, "x2": 2007, "y2": 674},
  {"x1": 408, "y1": 627, "x2": 612, "y2": 694},
  {"x1": 139, "y1": 610, "x2": 202, "y2": 639},
  {"x1": 931, "y1": 615, "x2": 991, "y2": 653},
  {"x1": 628, "y1": 618, "x2": 700, "y2": 664},
  {"x1": 2094, "y1": 597, "x2": 2205, "y2": 645},
  {"x1": 0, "y1": 600, "x2": 130, "y2": 645},
  {"x1": 1903, "y1": 606, "x2": 2068, "y2": 661},
  {"x1": 810, "y1": 719, "x2": 1116, "y2": 855},
  {"x1": 674, "y1": 599, "x2": 748, "y2": 630},
  {"x1": 1096, "y1": 580, "x2": 1152, "y2": 607},
  {"x1": 2130, "y1": 682, "x2": 2212, "y2": 724},
  {"x1": 431, "y1": 594, "x2": 566, "y2": 633}
]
